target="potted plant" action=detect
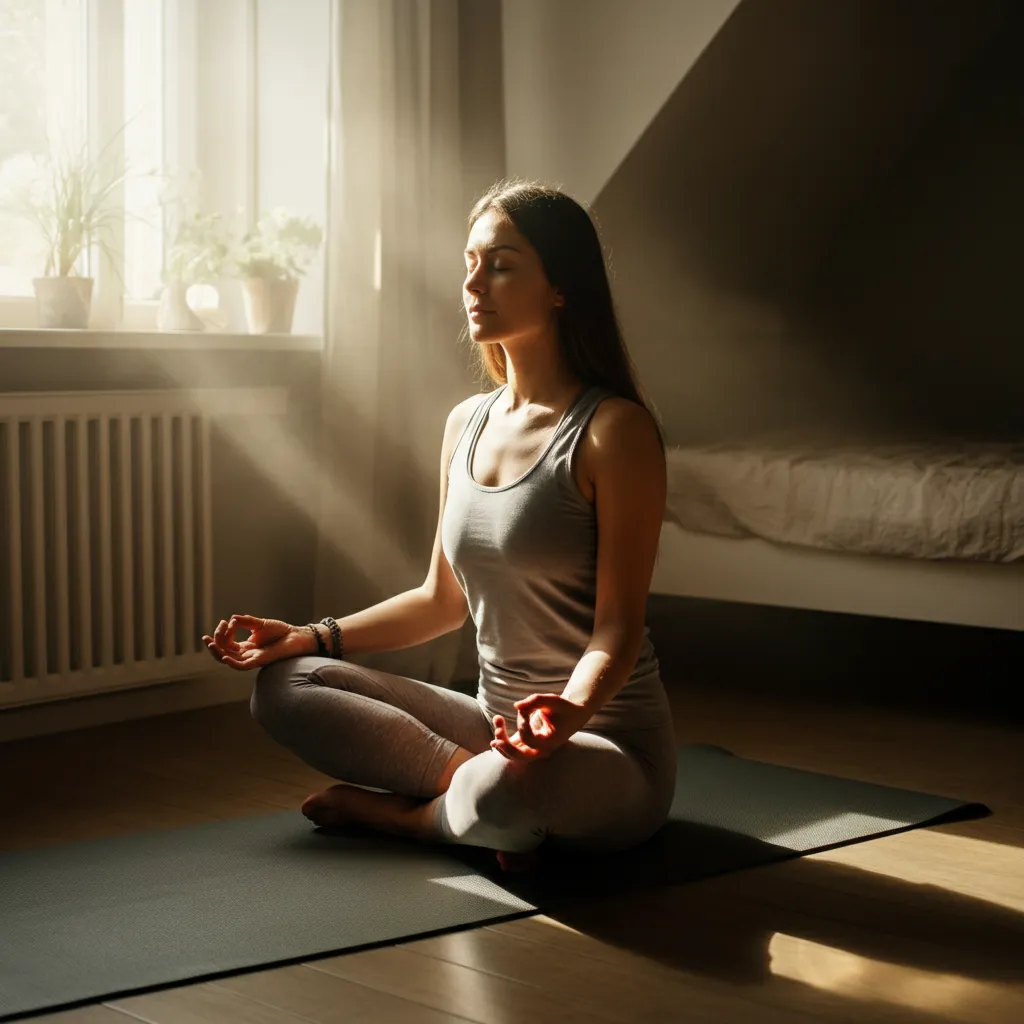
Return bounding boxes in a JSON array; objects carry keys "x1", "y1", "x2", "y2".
[
  {"x1": 157, "y1": 172, "x2": 231, "y2": 331},
  {"x1": 231, "y1": 208, "x2": 322, "y2": 334},
  {"x1": 18, "y1": 140, "x2": 128, "y2": 329}
]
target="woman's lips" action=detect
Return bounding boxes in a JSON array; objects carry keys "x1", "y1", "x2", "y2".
[{"x1": 469, "y1": 309, "x2": 495, "y2": 319}]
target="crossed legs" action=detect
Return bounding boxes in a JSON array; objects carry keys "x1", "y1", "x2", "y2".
[{"x1": 251, "y1": 655, "x2": 676, "y2": 863}]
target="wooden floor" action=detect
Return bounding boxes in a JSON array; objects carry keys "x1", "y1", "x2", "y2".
[{"x1": 1, "y1": 678, "x2": 1022, "y2": 1024}]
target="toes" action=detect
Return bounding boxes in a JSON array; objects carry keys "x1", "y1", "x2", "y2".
[
  {"x1": 301, "y1": 784, "x2": 354, "y2": 824},
  {"x1": 301, "y1": 794, "x2": 333, "y2": 820},
  {"x1": 302, "y1": 802, "x2": 342, "y2": 826}
]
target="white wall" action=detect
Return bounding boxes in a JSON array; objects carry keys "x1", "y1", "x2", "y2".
[
  {"x1": 255, "y1": 0, "x2": 331, "y2": 337},
  {"x1": 501, "y1": 0, "x2": 741, "y2": 205}
]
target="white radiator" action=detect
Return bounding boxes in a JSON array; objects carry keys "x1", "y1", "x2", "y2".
[{"x1": 0, "y1": 388, "x2": 285, "y2": 709}]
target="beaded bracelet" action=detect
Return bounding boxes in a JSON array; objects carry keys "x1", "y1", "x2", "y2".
[
  {"x1": 306, "y1": 623, "x2": 329, "y2": 657},
  {"x1": 320, "y1": 616, "x2": 344, "y2": 659}
]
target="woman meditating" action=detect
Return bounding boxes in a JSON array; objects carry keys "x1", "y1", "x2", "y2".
[{"x1": 202, "y1": 180, "x2": 677, "y2": 874}]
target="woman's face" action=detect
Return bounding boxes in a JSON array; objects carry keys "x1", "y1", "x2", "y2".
[{"x1": 463, "y1": 209, "x2": 563, "y2": 345}]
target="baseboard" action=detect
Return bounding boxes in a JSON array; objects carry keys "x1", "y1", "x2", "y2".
[{"x1": 0, "y1": 670, "x2": 255, "y2": 744}]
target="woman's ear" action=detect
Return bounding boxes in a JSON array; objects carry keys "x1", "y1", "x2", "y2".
[{"x1": 553, "y1": 290, "x2": 565, "y2": 308}]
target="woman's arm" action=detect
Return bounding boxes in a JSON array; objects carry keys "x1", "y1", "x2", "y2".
[
  {"x1": 490, "y1": 398, "x2": 666, "y2": 760},
  {"x1": 328, "y1": 586, "x2": 466, "y2": 656},
  {"x1": 560, "y1": 398, "x2": 666, "y2": 718}
]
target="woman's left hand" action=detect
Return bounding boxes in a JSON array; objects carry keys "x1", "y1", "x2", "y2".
[{"x1": 490, "y1": 693, "x2": 592, "y2": 762}]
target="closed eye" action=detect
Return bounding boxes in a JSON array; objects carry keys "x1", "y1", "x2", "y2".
[{"x1": 465, "y1": 254, "x2": 512, "y2": 270}]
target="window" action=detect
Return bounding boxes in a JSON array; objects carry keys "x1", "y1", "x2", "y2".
[
  {"x1": 122, "y1": 0, "x2": 166, "y2": 303},
  {"x1": 0, "y1": 0, "x2": 199, "y2": 327},
  {"x1": 0, "y1": 0, "x2": 329, "y2": 337},
  {"x1": 0, "y1": 0, "x2": 87, "y2": 298}
]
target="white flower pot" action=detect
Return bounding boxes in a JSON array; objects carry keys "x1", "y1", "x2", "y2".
[
  {"x1": 157, "y1": 280, "x2": 205, "y2": 331},
  {"x1": 32, "y1": 276, "x2": 94, "y2": 329},
  {"x1": 240, "y1": 276, "x2": 299, "y2": 334}
]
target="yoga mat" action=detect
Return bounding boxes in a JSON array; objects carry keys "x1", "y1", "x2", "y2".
[{"x1": 0, "y1": 744, "x2": 989, "y2": 1022}]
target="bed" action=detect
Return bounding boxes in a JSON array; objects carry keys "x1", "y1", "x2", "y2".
[{"x1": 651, "y1": 437, "x2": 1024, "y2": 631}]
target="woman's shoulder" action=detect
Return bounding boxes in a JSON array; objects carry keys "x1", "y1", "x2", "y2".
[
  {"x1": 587, "y1": 393, "x2": 655, "y2": 433},
  {"x1": 579, "y1": 395, "x2": 664, "y2": 471},
  {"x1": 444, "y1": 390, "x2": 496, "y2": 446},
  {"x1": 452, "y1": 388, "x2": 495, "y2": 421}
]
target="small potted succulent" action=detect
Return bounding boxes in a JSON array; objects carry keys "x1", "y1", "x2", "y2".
[
  {"x1": 18, "y1": 140, "x2": 128, "y2": 328},
  {"x1": 231, "y1": 208, "x2": 322, "y2": 334}
]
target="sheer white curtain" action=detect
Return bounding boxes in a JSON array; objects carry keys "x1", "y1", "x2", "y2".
[{"x1": 314, "y1": 0, "x2": 479, "y2": 684}]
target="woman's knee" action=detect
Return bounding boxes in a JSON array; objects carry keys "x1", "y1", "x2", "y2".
[
  {"x1": 473, "y1": 768, "x2": 529, "y2": 829},
  {"x1": 250, "y1": 656, "x2": 313, "y2": 724},
  {"x1": 444, "y1": 755, "x2": 546, "y2": 851}
]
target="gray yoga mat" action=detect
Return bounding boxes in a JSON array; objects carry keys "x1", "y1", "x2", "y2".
[{"x1": 0, "y1": 743, "x2": 989, "y2": 1022}]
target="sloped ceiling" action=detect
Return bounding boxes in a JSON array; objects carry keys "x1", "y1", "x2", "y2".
[
  {"x1": 502, "y1": 0, "x2": 742, "y2": 205},
  {"x1": 585, "y1": 0, "x2": 1014, "y2": 445},
  {"x1": 594, "y1": 0, "x2": 1013, "y2": 299}
]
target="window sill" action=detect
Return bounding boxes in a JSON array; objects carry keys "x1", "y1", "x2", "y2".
[{"x1": 0, "y1": 328, "x2": 323, "y2": 351}]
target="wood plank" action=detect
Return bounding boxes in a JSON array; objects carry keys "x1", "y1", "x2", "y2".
[
  {"x1": 400, "y1": 921, "x2": 810, "y2": 1023},
  {"x1": 487, "y1": 879, "x2": 1024, "y2": 1024},
  {"x1": 19, "y1": 1006, "x2": 148, "y2": 1024},
  {"x1": 96, "y1": 967, "x2": 472, "y2": 1024},
  {"x1": 305, "y1": 944, "x2": 676, "y2": 1024},
  {"x1": 105, "y1": 982, "x2": 320, "y2": 1023}
]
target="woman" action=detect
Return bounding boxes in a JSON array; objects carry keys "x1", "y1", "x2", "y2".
[{"x1": 203, "y1": 179, "x2": 677, "y2": 874}]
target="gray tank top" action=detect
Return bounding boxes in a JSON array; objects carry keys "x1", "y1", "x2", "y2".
[{"x1": 441, "y1": 383, "x2": 672, "y2": 732}]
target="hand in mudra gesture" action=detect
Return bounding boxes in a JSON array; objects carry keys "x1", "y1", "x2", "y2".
[
  {"x1": 490, "y1": 694, "x2": 592, "y2": 762},
  {"x1": 202, "y1": 614, "x2": 310, "y2": 670}
]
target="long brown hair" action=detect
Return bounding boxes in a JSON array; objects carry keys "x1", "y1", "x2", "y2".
[{"x1": 465, "y1": 178, "x2": 665, "y2": 452}]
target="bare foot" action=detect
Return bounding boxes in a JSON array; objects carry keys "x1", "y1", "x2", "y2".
[
  {"x1": 301, "y1": 783, "x2": 431, "y2": 839},
  {"x1": 496, "y1": 849, "x2": 542, "y2": 873},
  {"x1": 301, "y1": 783, "x2": 367, "y2": 827},
  {"x1": 303, "y1": 786, "x2": 541, "y2": 868}
]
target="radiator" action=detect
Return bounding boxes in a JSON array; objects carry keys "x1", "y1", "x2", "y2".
[{"x1": 0, "y1": 388, "x2": 284, "y2": 709}]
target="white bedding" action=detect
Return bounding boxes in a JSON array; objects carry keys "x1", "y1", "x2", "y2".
[{"x1": 665, "y1": 439, "x2": 1024, "y2": 563}]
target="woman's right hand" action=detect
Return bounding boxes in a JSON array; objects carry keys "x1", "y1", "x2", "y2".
[{"x1": 202, "y1": 614, "x2": 314, "y2": 670}]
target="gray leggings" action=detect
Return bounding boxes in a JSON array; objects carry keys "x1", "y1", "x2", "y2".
[{"x1": 251, "y1": 655, "x2": 678, "y2": 855}]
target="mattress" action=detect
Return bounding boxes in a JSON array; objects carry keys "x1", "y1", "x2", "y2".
[{"x1": 664, "y1": 439, "x2": 1024, "y2": 562}]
